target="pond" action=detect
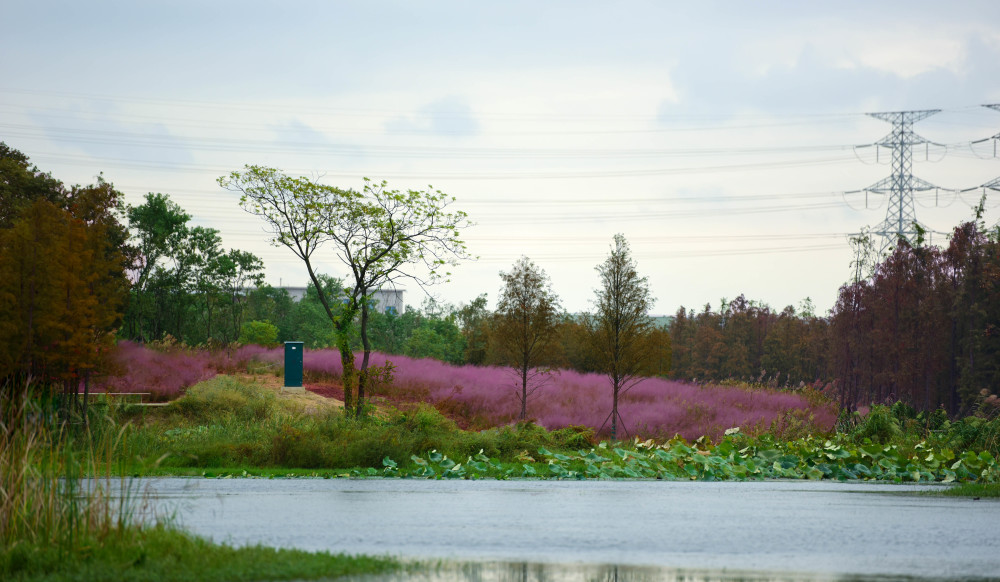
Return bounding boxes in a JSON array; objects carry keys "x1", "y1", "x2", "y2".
[{"x1": 138, "y1": 478, "x2": 998, "y2": 580}]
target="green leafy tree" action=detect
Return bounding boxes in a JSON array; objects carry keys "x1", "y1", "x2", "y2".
[
  {"x1": 456, "y1": 294, "x2": 490, "y2": 365},
  {"x1": 239, "y1": 320, "x2": 279, "y2": 347},
  {"x1": 493, "y1": 257, "x2": 561, "y2": 420},
  {"x1": 589, "y1": 234, "x2": 655, "y2": 440},
  {"x1": 219, "y1": 167, "x2": 472, "y2": 416},
  {"x1": 218, "y1": 249, "x2": 266, "y2": 342},
  {"x1": 125, "y1": 193, "x2": 190, "y2": 340},
  {"x1": 402, "y1": 301, "x2": 466, "y2": 364}
]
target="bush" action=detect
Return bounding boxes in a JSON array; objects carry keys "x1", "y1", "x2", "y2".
[
  {"x1": 851, "y1": 405, "x2": 903, "y2": 443},
  {"x1": 239, "y1": 320, "x2": 280, "y2": 347}
]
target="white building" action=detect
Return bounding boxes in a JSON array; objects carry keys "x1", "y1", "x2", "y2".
[{"x1": 281, "y1": 286, "x2": 405, "y2": 315}]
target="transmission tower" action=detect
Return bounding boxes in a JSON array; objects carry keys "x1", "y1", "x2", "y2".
[
  {"x1": 864, "y1": 109, "x2": 941, "y2": 253},
  {"x1": 984, "y1": 105, "x2": 1000, "y2": 191}
]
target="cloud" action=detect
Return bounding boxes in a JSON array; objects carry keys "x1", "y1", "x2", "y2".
[{"x1": 384, "y1": 97, "x2": 481, "y2": 137}]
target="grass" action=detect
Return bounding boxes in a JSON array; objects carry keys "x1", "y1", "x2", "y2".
[
  {"x1": 119, "y1": 375, "x2": 594, "y2": 473},
  {"x1": 941, "y1": 483, "x2": 1000, "y2": 498},
  {"x1": 0, "y1": 386, "x2": 400, "y2": 582},
  {"x1": 4, "y1": 526, "x2": 400, "y2": 582}
]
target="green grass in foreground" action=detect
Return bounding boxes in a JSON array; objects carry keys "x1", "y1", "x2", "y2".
[
  {"x1": 2, "y1": 525, "x2": 401, "y2": 582},
  {"x1": 941, "y1": 482, "x2": 1000, "y2": 498}
]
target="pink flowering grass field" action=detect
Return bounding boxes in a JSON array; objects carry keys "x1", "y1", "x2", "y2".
[{"x1": 100, "y1": 343, "x2": 836, "y2": 440}]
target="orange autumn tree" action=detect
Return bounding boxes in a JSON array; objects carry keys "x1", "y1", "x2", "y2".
[{"x1": 0, "y1": 147, "x2": 128, "y2": 417}]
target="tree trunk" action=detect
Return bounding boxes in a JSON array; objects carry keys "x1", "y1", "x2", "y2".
[
  {"x1": 520, "y1": 364, "x2": 528, "y2": 421},
  {"x1": 357, "y1": 300, "x2": 372, "y2": 419},
  {"x1": 611, "y1": 379, "x2": 619, "y2": 440}
]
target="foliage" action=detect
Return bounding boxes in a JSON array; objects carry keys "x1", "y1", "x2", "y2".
[
  {"x1": 239, "y1": 320, "x2": 280, "y2": 347},
  {"x1": 123, "y1": 192, "x2": 265, "y2": 346},
  {"x1": 95, "y1": 342, "x2": 836, "y2": 441},
  {"x1": 492, "y1": 256, "x2": 562, "y2": 420},
  {"x1": 0, "y1": 141, "x2": 66, "y2": 229},
  {"x1": 0, "y1": 149, "x2": 129, "y2": 415},
  {"x1": 669, "y1": 296, "x2": 829, "y2": 387},
  {"x1": 390, "y1": 433, "x2": 999, "y2": 483},
  {"x1": 0, "y1": 386, "x2": 398, "y2": 580},
  {"x1": 118, "y1": 378, "x2": 590, "y2": 472},
  {"x1": 219, "y1": 166, "x2": 473, "y2": 417},
  {"x1": 3, "y1": 525, "x2": 400, "y2": 582},
  {"x1": 455, "y1": 293, "x2": 491, "y2": 365},
  {"x1": 1, "y1": 387, "x2": 149, "y2": 574},
  {"x1": 829, "y1": 212, "x2": 1000, "y2": 415}
]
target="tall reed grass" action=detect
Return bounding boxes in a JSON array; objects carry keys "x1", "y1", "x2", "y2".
[{"x1": 0, "y1": 387, "x2": 147, "y2": 574}]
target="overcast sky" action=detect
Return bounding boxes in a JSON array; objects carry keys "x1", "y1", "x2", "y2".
[{"x1": 4, "y1": 1, "x2": 1000, "y2": 316}]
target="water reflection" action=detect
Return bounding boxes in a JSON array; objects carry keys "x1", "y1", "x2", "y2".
[{"x1": 345, "y1": 561, "x2": 889, "y2": 582}]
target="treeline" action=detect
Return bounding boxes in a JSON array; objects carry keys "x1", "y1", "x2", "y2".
[
  {"x1": 830, "y1": 216, "x2": 1000, "y2": 417},
  {"x1": 668, "y1": 212, "x2": 1000, "y2": 417},
  {"x1": 669, "y1": 296, "x2": 829, "y2": 387}
]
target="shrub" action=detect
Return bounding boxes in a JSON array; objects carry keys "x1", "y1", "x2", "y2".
[
  {"x1": 851, "y1": 405, "x2": 903, "y2": 443},
  {"x1": 239, "y1": 320, "x2": 280, "y2": 347}
]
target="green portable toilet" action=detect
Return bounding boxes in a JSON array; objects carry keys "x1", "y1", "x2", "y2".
[{"x1": 283, "y1": 341, "x2": 304, "y2": 393}]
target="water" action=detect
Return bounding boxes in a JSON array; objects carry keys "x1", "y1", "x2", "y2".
[{"x1": 139, "y1": 478, "x2": 999, "y2": 580}]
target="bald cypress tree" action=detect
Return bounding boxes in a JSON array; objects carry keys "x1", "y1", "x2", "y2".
[
  {"x1": 590, "y1": 234, "x2": 654, "y2": 440},
  {"x1": 493, "y1": 256, "x2": 561, "y2": 421}
]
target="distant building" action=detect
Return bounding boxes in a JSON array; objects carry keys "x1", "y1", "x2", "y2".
[{"x1": 280, "y1": 286, "x2": 405, "y2": 315}]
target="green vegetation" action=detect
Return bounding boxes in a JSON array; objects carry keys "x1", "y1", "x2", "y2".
[
  {"x1": 0, "y1": 388, "x2": 399, "y2": 582},
  {"x1": 942, "y1": 483, "x2": 1000, "y2": 498},
  {"x1": 119, "y1": 376, "x2": 594, "y2": 473},
  {"x1": 4, "y1": 527, "x2": 400, "y2": 582},
  {"x1": 106, "y1": 376, "x2": 999, "y2": 484}
]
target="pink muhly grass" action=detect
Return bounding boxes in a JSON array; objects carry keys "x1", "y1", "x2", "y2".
[
  {"x1": 97, "y1": 341, "x2": 217, "y2": 401},
  {"x1": 302, "y1": 350, "x2": 836, "y2": 440},
  {"x1": 97, "y1": 341, "x2": 836, "y2": 440}
]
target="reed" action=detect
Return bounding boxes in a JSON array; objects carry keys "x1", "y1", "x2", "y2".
[{"x1": 0, "y1": 386, "x2": 146, "y2": 573}]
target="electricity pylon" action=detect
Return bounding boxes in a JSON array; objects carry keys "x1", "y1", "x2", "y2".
[
  {"x1": 865, "y1": 110, "x2": 941, "y2": 253},
  {"x1": 984, "y1": 105, "x2": 1000, "y2": 191}
]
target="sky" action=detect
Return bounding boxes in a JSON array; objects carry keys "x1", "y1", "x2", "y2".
[{"x1": 3, "y1": 1, "x2": 1000, "y2": 316}]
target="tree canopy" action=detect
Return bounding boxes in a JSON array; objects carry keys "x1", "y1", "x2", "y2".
[
  {"x1": 0, "y1": 146, "x2": 129, "y2": 416},
  {"x1": 219, "y1": 165, "x2": 472, "y2": 416}
]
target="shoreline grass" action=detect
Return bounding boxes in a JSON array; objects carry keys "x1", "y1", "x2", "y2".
[
  {"x1": 4, "y1": 525, "x2": 401, "y2": 582},
  {"x1": 940, "y1": 482, "x2": 1000, "y2": 498},
  {"x1": 0, "y1": 387, "x2": 399, "y2": 582}
]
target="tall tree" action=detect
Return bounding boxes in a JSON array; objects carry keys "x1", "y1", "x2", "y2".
[
  {"x1": 219, "y1": 166, "x2": 472, "y2": 416},
  {"x1": 590, "y1": 234, "x2": 654, "y2": 440},
  {"x1": 493, "y1": 257, "x2": 561, "y2": 420},
  {"x1": 0, "y1": 183, "x2": 127, "y2": 417},
  {"x1": 455, "y1": 294, "x2": 490, "y2": 365},
  {"x1": 125, "y1": 193, "x2": 190, "y2": 340}
]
